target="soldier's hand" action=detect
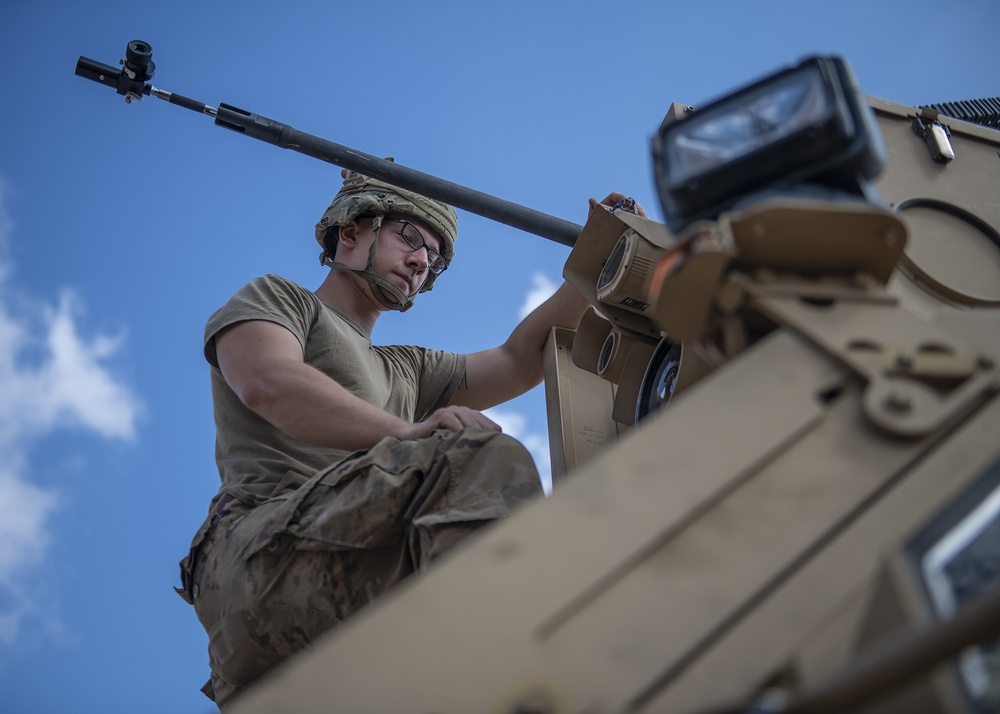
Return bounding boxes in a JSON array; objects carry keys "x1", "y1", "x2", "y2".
[
  {"x1": 588, "y1": 192, "x2": 648, "y2": 218},
  {"x1": 402, "y1": 405, "x2": 502, "y2": 440}
]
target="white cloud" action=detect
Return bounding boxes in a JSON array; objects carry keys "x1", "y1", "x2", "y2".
[
  {"x1": 0, "y1": 178, "x2": 142, "y2": 647},
  {"x1": 0, "y1": 470, "x2": 58, "y2": 648},
  {"x1": 518, "y1": 272, "x2": 559, "y2": 319},
  {"x1": 0, "y1": 470, "x2": 57, "y2": 587},
  {"x1": 489, "y1": 272, "x2": 563, "y2": 495},
  {"x1": 36, "y1": 292, "x2": 138, "y2": 440}
]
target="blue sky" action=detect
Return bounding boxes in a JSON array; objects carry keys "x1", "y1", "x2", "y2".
[{"x1": 0, "y1": 1, "x2": 996, "y2": 712}]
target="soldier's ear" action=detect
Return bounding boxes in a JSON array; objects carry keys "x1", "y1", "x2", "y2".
[{"x1": 338, "y1": 221, "x2": 362, "y2": 251}]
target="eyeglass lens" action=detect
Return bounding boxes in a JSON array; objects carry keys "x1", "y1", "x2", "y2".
[{"x1": 384, "y1": 218, "x2": 447, "y2": 274}]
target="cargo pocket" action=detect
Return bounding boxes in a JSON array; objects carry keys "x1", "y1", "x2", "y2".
[
  {"x1": 176, "y1": 514, "x2": 219, "y2": 605},
  {"x1": 413, "y1": 488, "x2": 510, "y2": 530},
  {"x1": 238, "y1": 464, "x2": 352, "y2": 562},
  {"x1": 284, "y1": 461, "x2": 429, "y2": 552}
]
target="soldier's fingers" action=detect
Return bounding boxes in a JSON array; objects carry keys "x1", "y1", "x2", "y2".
[
  {"x1": 449, "y1": 407, "x2": 502, "y2": 432},
  {"x1": 598, "y1": 192, "x2": 628, "y2": 207},
  {"x1": 447, "y1": 407, "x2": 499, "y2": 432},
  {"x1": 435, "y1": 412, "x2": 465, "y2": 432},
  {"x1": 470, "y1": 410, "x2": 502, "y2": 432}
]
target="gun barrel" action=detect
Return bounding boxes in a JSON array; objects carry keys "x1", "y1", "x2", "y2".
[
  {"x1": 74, "y1": 47, "x2": 584, "y2": 248},
  {"x1": 215, "y1": 103, "x2": 583, "y2": 247},
  {"x1": 286, "y1": 126, "x2": 584, "y2": 247}
]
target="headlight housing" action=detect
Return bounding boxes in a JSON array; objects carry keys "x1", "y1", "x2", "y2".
[{"x1": 652, "y1": 56, "x2": 886, "y2": 232}]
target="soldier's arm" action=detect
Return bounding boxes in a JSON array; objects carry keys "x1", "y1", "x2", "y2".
[
  {"x1": 450, "y1": 281, "x2": 590, "y2": 410},
  {"x1": 450, "y1": 193, "x2": 644, "y2": 411},
  {"x1": 216, "y1": 320, "x2": 499, "y2": 448}
]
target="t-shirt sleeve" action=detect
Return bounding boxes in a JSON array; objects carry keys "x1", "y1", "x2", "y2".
[
  {"x1": 416, "y1": 348, "x2": 467, "y2": 418},
  {"x1": 379, "y1": 345, "x2": 467, "y2": 420},
  {"x1": 204, "y1": 275, "x2": 319, "y2": 368}
]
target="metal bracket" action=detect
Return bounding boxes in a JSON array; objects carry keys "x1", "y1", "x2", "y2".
[
  {"x1": 742, "y1": 277, "x2": 999, "y2": 437},
  {"x1": 912, "y1": 115, "x2": 956, "y2": 164}
]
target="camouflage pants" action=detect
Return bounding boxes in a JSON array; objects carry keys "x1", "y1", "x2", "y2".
[{"x1": 184, "y1": 428, "x2": 541, "y2": 709}]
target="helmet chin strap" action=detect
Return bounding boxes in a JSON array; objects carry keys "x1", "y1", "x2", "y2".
[{"x1": 323, "y1": 220, "x2": 416, "y2": 312}]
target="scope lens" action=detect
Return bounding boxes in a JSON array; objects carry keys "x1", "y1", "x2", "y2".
[
  {"x1": 126, "y1": 40, "x2": 152, "y2": 64},
  {"x1": 123, "y1": 40, "x2": 155, "y2": 82}
]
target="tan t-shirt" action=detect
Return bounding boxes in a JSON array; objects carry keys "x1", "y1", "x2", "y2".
[{"x1": 203, "y1": 274, "x2": 466, "y2": 503}]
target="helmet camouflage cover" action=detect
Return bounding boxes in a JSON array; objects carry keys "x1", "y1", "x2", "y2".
[{"x1": 314, "y1": 165, "x2": 458, "y2": 310}]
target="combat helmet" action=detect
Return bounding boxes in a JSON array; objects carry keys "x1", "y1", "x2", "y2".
[{"x1": 315, "y1": 164, "x2": 458, "y2": 312}]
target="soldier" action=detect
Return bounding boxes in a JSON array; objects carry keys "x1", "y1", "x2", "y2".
[{"x1": 176, "y1": 169, "x2": 643, "y2": 708}]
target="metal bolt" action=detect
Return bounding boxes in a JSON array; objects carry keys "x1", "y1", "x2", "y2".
[
  {"x1": 884, "y1": 390, "x2": 913, "y2": 413},
  {"x1": 895, "y1": 353, "x2": 914, "y2": 370}
]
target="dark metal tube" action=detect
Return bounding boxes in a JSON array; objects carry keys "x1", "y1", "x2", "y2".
[
  {"x1": 687, "y1": 588, "x2": 1000, "y2": 714},
  {"x1": 214, "y1": 104, "x2": 583, "y2": 247},
  {"x1": 75, "y1": 56, "x2": 120, "y2": 90},
  {"x1": 166, "y1": 91, "x2": 212, "y2": 114},
  {"x1": 280, "y1": 125, "x2": 584, "y2": 247},
  {"x1": 75, "y1": 58, "x2": 584, "y2": 246},
  {"x1": 782, "y1": 586, "x2": 1000, "y2": 714}
]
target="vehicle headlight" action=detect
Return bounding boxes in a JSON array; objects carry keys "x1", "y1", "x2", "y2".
[{"x1": 652, "y1": 55, "x2": 886, "y2": 231}]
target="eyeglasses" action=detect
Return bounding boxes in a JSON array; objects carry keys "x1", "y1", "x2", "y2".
[{"x1": 381, "y1": 217, "x2": 448, "y2": 274}]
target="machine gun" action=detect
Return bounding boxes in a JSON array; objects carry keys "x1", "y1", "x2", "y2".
[
  {"x1": 78, "y1": 43, "x2": 1000, "y2": 713},
  {"x1": 75, "y1": 40, "x2": 582, "y2": 248}
]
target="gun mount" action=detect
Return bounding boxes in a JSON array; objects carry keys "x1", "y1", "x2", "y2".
[{"x1": 76, "y1": 44, "x2": 1000, "y2": 713}]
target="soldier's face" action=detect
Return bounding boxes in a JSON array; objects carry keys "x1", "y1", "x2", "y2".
[{"x1": 368, "y1": 215, "x2": 442, "y2": 296}]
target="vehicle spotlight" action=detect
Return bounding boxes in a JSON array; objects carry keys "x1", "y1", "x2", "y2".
[
  {"x1": 652, "y1": 55, "x2": 886, "y2": 232},
  {"x1": 563, "y1": 203, "x2": 677, "y2": 340},
  {"x1": 596, "y1": 228, "x2": 661, "y2": 316}
]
